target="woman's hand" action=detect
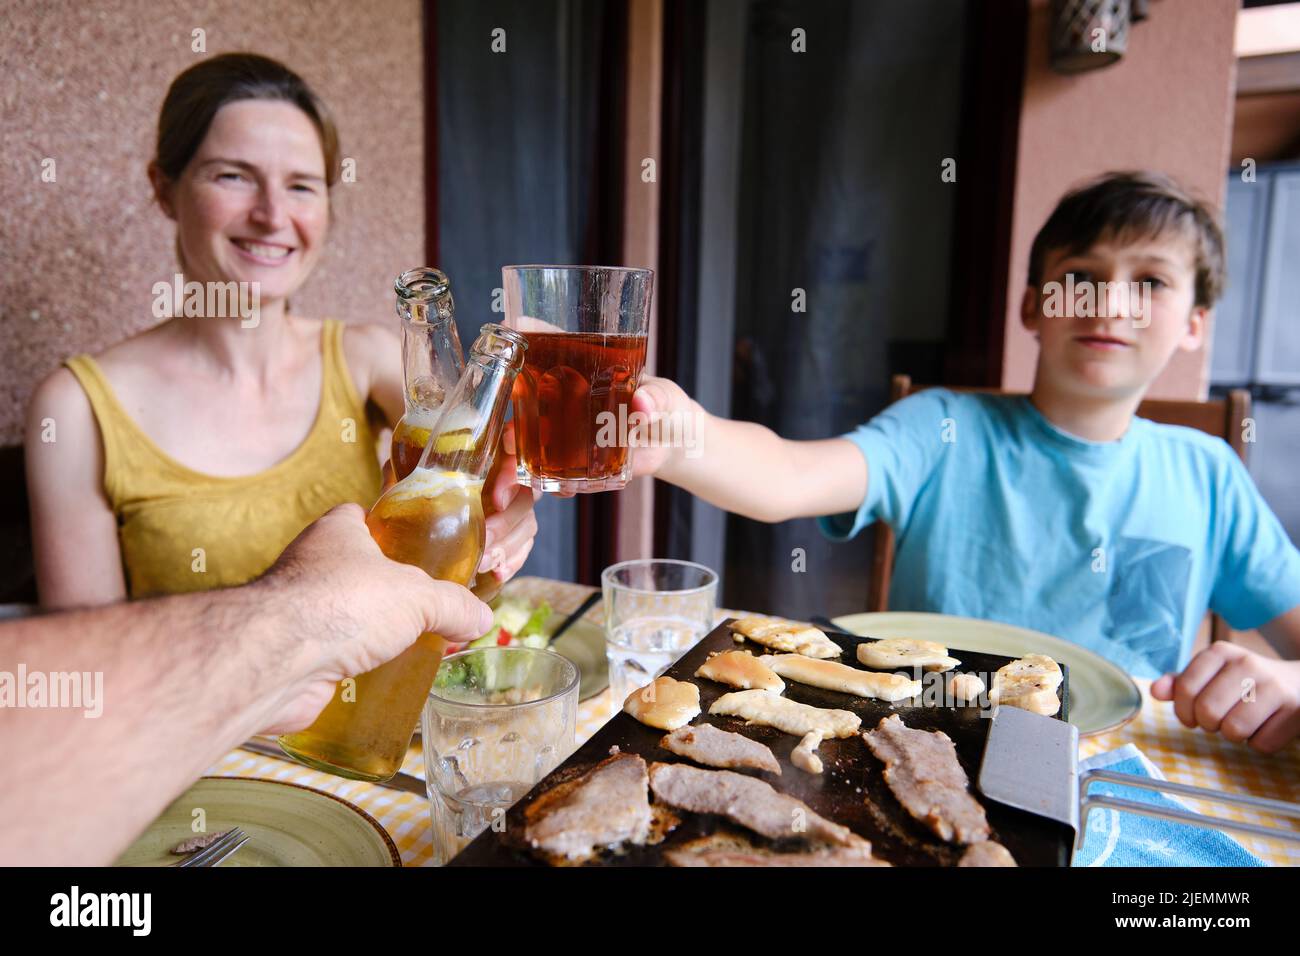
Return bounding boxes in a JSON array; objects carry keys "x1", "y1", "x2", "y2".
[
  {"x1": 477, "y1": 421, "x2": 540, "y2": 584},
  {"x1": 1151, "y1": 643, "x2": 1300, "y2": 754}
]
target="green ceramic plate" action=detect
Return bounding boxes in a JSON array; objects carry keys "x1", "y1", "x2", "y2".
[
  {"x1": 548, "y1": 613, "x2": 609, "y2": 701},
  {"x1": 114, "y1": 777, "x2": 401, "y2": 867},
  {"x1": 832, "y1": 611, "x2": 1142, "y2": 737}
]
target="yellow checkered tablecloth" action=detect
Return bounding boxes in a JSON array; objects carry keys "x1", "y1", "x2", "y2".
[
  {"x1": 1078, "y1": 679, "x2": 1299, "y2": 864},
  {"x1": 206, "y1": 577, "x2": 1300, "y2": 866}
]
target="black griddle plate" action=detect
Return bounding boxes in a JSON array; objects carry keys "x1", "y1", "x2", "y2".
[{"x1": 450, "y1": 619, "x2": 1073, "y2": 867}]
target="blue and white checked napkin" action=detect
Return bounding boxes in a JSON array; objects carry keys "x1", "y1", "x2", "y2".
[{"x1": 1073, "y1": 744, "x2": 1266, "y2": 867}]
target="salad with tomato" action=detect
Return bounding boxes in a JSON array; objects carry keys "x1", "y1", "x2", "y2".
[
  {"x1": 435, "y1": 596, "x2": 555, "y2": 693},
  {"x1": 460, "y1": 596, "x2": 553, "y2": 651}
]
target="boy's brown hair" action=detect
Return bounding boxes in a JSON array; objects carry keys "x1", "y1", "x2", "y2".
[{"x1": 1028, "y1": 171, "x2": 1226, "y2": 309}]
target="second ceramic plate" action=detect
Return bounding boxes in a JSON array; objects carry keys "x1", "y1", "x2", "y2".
[
  {"x1": 114, "y1": 776, "x2": 402, "y2": 867},
  {"x1": 548, "y1": 612, "x2": 609, "y2": 701}
]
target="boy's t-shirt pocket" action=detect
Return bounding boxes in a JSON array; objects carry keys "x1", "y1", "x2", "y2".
[{"x1": 1101, "y1": 536, "x2": 1193, "y2": 677}]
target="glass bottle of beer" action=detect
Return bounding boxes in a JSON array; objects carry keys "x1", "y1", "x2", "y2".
[
  {"x1": 389, "y1": 268, "x2": 506, "y2": 603},
  {"x1": 278, "y1": 323, "x2": 529, "y2": 782},
  {"x1": 390, "y1": 267, "x2": 464, "y2": 482}
]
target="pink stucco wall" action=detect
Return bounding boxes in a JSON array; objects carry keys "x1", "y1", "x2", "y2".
[
  {"x1": 0, "y1": 0, "x2": 425, "y2": 444},
  {"x1": 1003, "y1": 0, "x2": 1239, "y2": 399}
]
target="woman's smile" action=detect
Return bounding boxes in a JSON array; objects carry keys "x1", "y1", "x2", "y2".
[{"x1": 230, "y1": 237, "x2": 296, "y2": 266}]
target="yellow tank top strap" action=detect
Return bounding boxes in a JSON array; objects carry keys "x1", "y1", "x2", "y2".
[
  {"x1": 62, "y1": 353, "x2": 170, "y2": 509},
  {"x1": 317, "y1": 318, "x2": 374, "y2": 450},
  {"x1": 322, "y1": 318, "x2": 364, "y2": 411}
]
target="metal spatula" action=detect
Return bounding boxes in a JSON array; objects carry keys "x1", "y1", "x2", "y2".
[{"x1": 978, "y1": 705, "x2": 1300, "y2": 859}]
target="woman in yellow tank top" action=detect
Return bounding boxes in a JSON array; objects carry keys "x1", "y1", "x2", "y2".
[{"x1": 25, "y1": 54, "x2": 538, "y2": 607}]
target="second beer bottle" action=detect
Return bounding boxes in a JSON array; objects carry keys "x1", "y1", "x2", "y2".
[
  {"x1": 277, "y1": 323, "x2": 529, "y2": 782},
  {"x1": 390, "y1": 267, "x2": 507, "y2": 603}
]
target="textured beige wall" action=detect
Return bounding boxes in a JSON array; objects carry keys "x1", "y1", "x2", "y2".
[
  {"x1": 1003, "y1": 0, "x2": 1238, "y2": 399},
  {"x1": 0, "y1": 0, "x2": 424, "y2": 444}
]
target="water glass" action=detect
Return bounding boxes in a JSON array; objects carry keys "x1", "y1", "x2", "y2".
[
  {"x1": 421, "y1": 646, "x2": 579, "y2": 865},
  {"x1": 601, "y1": 559, "x2": 719, "y2": 706}
]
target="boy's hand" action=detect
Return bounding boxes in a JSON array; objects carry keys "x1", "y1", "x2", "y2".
[
  {"x1": 629, "y1": 374, "x2": 696, "y2": 479},
  {"x1": 1151, "y1": 644, "x2": 1300, "y2": 754}
]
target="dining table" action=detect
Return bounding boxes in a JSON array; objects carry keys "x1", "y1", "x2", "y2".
[{"x1": 206, "y1": 575, "x2": 1300, "y2": 866}]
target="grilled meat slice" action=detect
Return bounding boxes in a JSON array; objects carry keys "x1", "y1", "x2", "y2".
[
  {"x1": 524, "y1": 753, "x2": 652, "y2": 860},
  {"x1": 659, "y1": 723, "x2": 781, "y2": 774},
  {"x1": 648, "y1": 761, "x2": 867, "y2": 848},
  {"x1": 667, "y1": 845, "x2": 889, "y2": 867},
  {"x1": 862, "y1": 714, "x2": 991, "y2": 844}
]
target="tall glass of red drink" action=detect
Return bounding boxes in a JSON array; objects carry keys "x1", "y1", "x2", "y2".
[{"x1": 503, "y1": 265, "x2": 653, "y2": 493}]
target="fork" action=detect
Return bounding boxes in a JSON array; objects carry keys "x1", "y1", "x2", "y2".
[{"x1": 171, "y1": 828, "x2": 250, "y2": 867}]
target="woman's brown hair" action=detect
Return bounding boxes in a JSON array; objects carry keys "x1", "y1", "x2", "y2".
[{"x1": 154, "y1": 52, "x2": 340, "y2": 186}]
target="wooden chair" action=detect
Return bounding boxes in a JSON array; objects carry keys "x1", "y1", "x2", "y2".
[{"x1": 868, "y1": 375, "x2": 1252, "y2": 644}]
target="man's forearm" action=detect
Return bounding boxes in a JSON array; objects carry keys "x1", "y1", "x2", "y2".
[{"x1": 0, "y1": 581, "x2": 309, "y2": 865}]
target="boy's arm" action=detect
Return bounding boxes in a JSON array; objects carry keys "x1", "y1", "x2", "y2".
[
  {"x1": 1260, "y1": 604, "x2": 1300, "y2": 657},
  {"x1": 630, "y1": 376, "x2": 868, "y2": 523}
]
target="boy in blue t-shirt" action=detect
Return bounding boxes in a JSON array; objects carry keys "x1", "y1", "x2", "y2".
[{"x1": 628, "y1": 171, "x2": 1300, "y2": 753}]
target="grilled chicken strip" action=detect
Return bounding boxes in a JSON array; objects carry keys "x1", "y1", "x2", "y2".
[
  {"x1": 660, "y1": 723, "x2": 781, "y2": 774},
  {"x1": 949, "y1": 673, "x2": 986, "y2": 703},
  {"x1": 758, "y1": 653, "x2": 921, "y2": 702},
  {"x1": 524, "y1": 753, "x2": 652, "y2": 860},
  {"x1": 648, "y1": 762, "x2": 868, "y2": 848},
  {"x1": 991, "y1": 654, "x2": 1063, "y2": 717},
  {"x1": 862, "y1": 714, "x2": 991, "y2": 844},
  {"x1": 695, "y1": 650, "x2": 785, "y2": 692},
  {"x1": 856, "y1": 638, "x2": 960, "y2": 673},
  {"x1": 729, "y1": 617, "x2": 842, "y2": 658},
  {"x1": 958, "y1": 841, "x2": 1017, "y2": 867},
  {"x1": 710, "y1": 689, "x2": 861, "y2": 738},
  {"x1": 790, "y1": 731, "x2": 825, "y2": 774},
  {"x1": 623, "y1": 676, "x2": 701, "y2": 730}
]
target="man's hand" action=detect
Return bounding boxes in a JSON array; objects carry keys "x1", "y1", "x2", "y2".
[
  {"x1": 1151, "y1": 643, "x2": 1300, "y2": 754},
  {"x1": 255, "y1": 504, "x2": 494, "y2": 733},
  {"x1": 477, "y1": 421, "x2": 541, "y2": 584}
]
